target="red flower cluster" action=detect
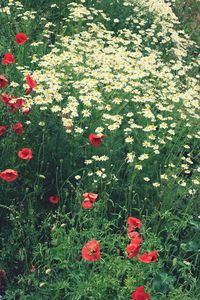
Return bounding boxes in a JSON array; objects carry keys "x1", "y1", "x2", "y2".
[
  {"x1": 0, "y1": 148, "x2": 32, "y2": 183},
  {"x1": 132, "y1": 286, "x2": 150, "y2": 300},
  {"x1": 0, "y1": 33, "x2": 33, "y2": 186},
  {"x1": 1, "y1": 33, "x2": 31, "y2": 112},
  {"x1": 138, "y1": 250, "x2": 158, "y2": 263},
  {"x1": 0, "y1": 122, "x2": 31, "y2": 183},
  {"x1": 89, "y1": 133, "x2": 105, "y2": 147},
  {"x1": 13, "y1": 122, "x2": 24, "y2": 134},
  {"x1": 125, "y1": 218, "x2": 155, "y2": 298},
  {"x1": 128, "y1": 217, "x2": 142, "y2": 238},
  {"x1": 126, "y1": 217, "x2": 142, "y2": 259},
  {"x1": 126, "y1": 235, "x2": 142, "y2": 259},
  {"x1": 0, "y1": 39, "x2": 32, "y2": 111},
  {"x1": 1, "y1": 33, "x2": 28, "y2": 65},
  {"x1": 82, "y1": 192, "x2": 98, "y2": 209},
  {"x1": 126, "y1": 217, "x2": 158, "y2": 263},
  {"x1": 0, "y1": 122, "x2": 24, "y2": 137},
  {"x1": 9, "y1": 98, "x2": 26, "y2": 113},
  {"x1": 82, "y1": 239, "x2": 101, "y2": 261},
  {"x1": 1, "y1": 92, "x2": 26, "y2": 113}
]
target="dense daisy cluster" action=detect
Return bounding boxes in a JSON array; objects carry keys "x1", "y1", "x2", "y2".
[
  {"x1": 1, "y1": 0, "x2": 199, "y2": 190},
  {"x1": 10, "y1": 0, "x2": 198, "y2": 190},
  {"x1": 0, "y1": 0, "x2": 36, "y2": 19}
]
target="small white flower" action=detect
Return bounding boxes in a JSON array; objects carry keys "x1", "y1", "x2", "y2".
[
  {"x1": 152, "y1": 182, "x2": 160, "y2": 187},
  {"x1": 144, "y1": 177, "x2": 150, "y2": 182},
  {"x1": 135, "y1": 165, "x2": 143, "y2": 170},
  {"x1": 138, "y1": 154, "x2": 149, "y2": 161},
  {"x1": 39, "y1": 282, "x2": 46, "y2": 288},
  {"x1": 84, "y1": 160, "x2": 92, "y2": 165},
  {"x1": 51, "y1": 4, "x2": 58, "y2": 8},
  {"x1": 125, "y1": 136, "x2": 134, "y2": 143}
]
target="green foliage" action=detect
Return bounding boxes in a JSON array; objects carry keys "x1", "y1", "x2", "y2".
[
  {"x1": 173, "y1": 0, "x2": 200, "y2": 46},
  {"x1": 0, "y1": 0, "x2": 199, "y2": 299}
]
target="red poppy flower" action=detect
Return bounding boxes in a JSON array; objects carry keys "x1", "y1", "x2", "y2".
[
  {"x1": 89, "y1": 133, "x2": 105, "y2": 147},
  {"x1": 18, "y1": 148, "x2": 32, "y2": 160},
  {"x1": 26, "y1": 74, "x2": 36, "y2": 90},
  {"x1": 0, "y1": 169, "x2": 18, "y2": 182},
  {"x1": 25, "y1": 88, "x2": 31, "y2": 95},
  {"x1": 13, "y1": 122, "x2": 24, "y2": 134},
  {"x1": 128, "y1": 231, "x2": 140, "y2": 239},
  {"x1": 7, "y1": 98, "x2": 26, "y2": 113},
  {"x1": 132, "y1": 286, "x2": 150, "y2": 300},
  {"x1": 16, "y1": 32, "x2": 29, "y2": 45},
  {"x1": 82, "y1": 239, "x2": 101, "y2": 261},
  {"x1": 0, "y1": 75, "x2": 8, "y2": 88},
  {"x1": 49, "y1": 195, "x2": 59, "y2": 204},
  {"x1": 128, "y1": 217, "x2": 142, "y2": 235},
  {"x1": 126, "y1": 242, "x2": 140, "y2": 259},
  {"x1": 82, "y1": 193, "x2": 98, "y2": 203},
  {"x1": 2, "y1": 52, "x2": 15, "y2": 65},
  {"x1": 82, "y1": 192, "x2": 98, "y2": 209},
  {"x1": 138, "y1": 250, "x2": 158, "y2": 263},
  {"x1": 3, "y1": 94, "x2": 15, "y2": 110},
  {"x1": 131, "y1": 236, "x2": 142, "y2": 245},
  {"x1": 1, "y1": 94, "x2": 24, "y2": 113},
  {"x1": 126, "y1": 235, "x2": 142, "y2": 258},
  {"x1": 1, "y1": 92, "x2": 10, "y2": 103},
  {"x1": 13, "y1": 98, "x2": 26, "y2": 109},
  {"x1": 0, "y1": 125, "x2": 8, "y2": 136},
  {"x1": 82, "y1": 201, "x2": 93, "y2": 209}
]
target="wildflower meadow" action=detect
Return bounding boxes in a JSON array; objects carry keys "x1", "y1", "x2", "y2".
[{"x1": 0, "y1": 0, "x2": 199, "y2": 299}]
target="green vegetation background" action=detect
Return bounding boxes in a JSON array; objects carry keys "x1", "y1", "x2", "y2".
[
  {"x1": 174, "y1": 0, "x2": 200, "y2": 46},
  {"x1": 0, "y1": 0, "x2": 199, "y2": 299}
]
